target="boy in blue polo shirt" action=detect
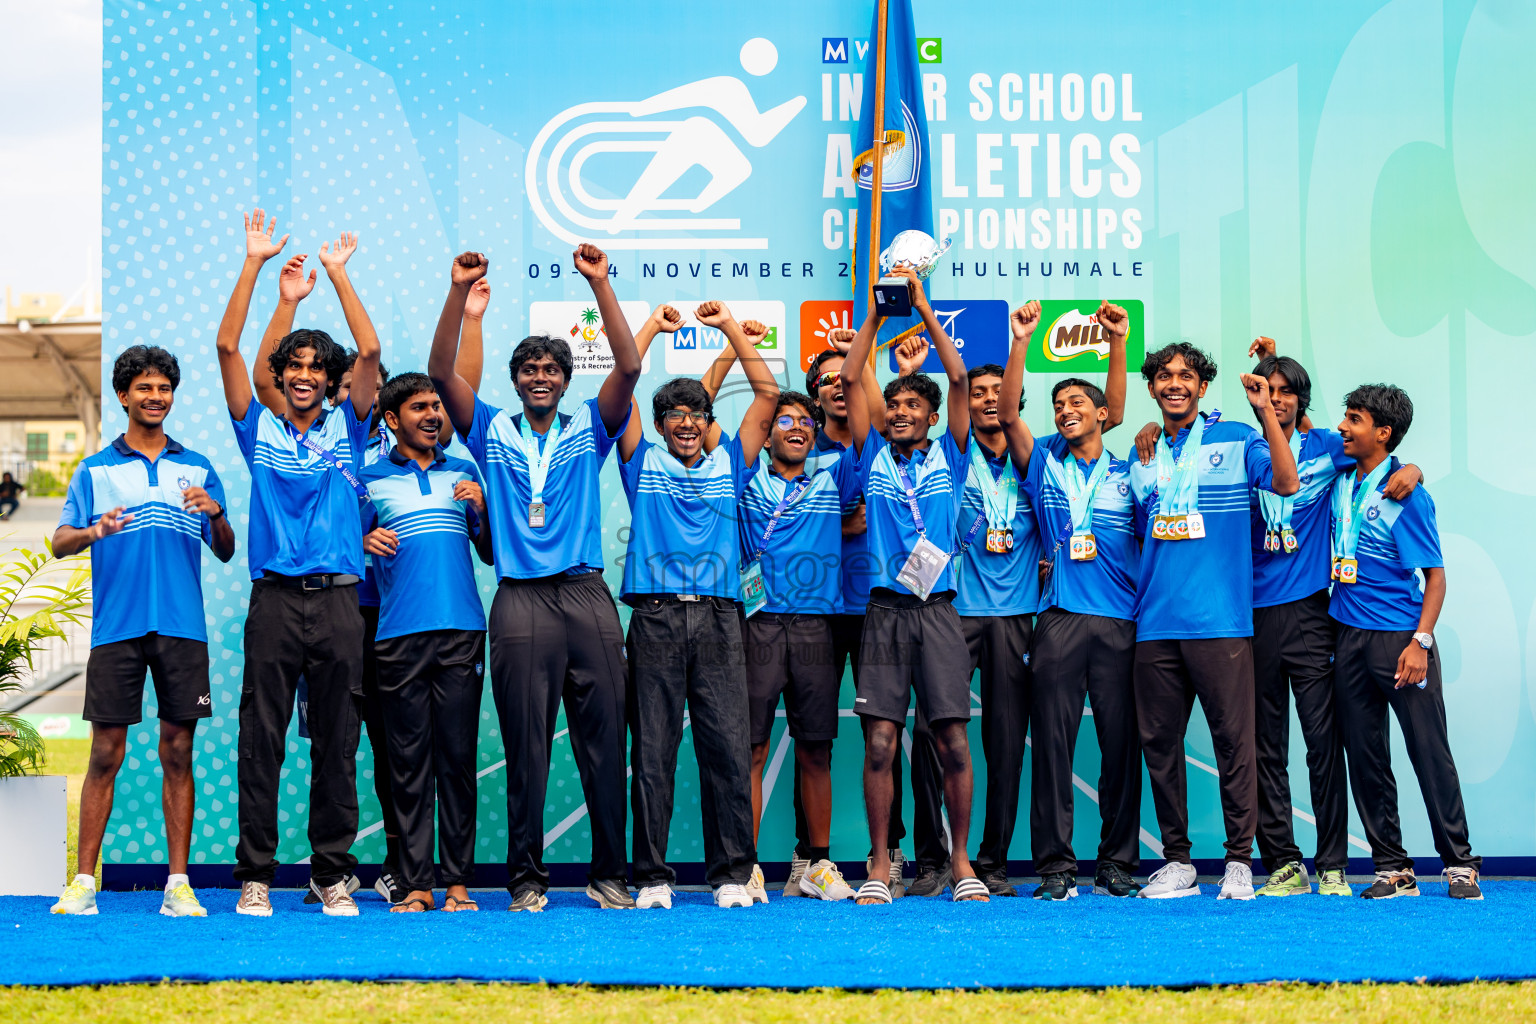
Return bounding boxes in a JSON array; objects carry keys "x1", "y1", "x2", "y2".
[
  {"x1": 839, "y1": 267, "x2": 989, "y2": 906},
  {"x1": 429, "y1": 244, "x2": 641, "y2": 913},
  {"x1": 619, "y1": 300, "x2": 778, "y2": 910},
  {"x1": 50, "y1": 346, "x2": 235, "y2": 918},
  {"x1": 1328, "y1": 384, "x2": 1481, "y2": 900},
  {"x1": 360, "y1": 373, "x2": 493, "y2": 914},
  {"x1": 216, "y1": 210, "x2": 382, "y2": 917},
  {"x1": 1127, "y1": 342, "x2": 1299, "y2": 901},
  {"x1": 993, "y1": 301, "x2": 1142, "y2": 902}
]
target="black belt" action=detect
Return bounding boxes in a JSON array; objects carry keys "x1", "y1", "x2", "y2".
[{"x1": 262, "y1": 572, "x2": 361, "y2": 591}]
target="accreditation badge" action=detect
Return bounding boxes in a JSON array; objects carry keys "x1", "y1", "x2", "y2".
[
  {"x1": 1185, "y1": 512, "x2": 1206, "y2": 539},
  {"x1": 1281, "y1": 528, "x2": 1298, "y2": 554},
  {"x1": 528, "y1": 501, "x2": 547, "y2": 529},
  {"x1": 985, "y1": 527, "x2": 1014, "y2": 554},
  {"x1": 739, "y1": 559, "x2": 767, "y2": 618},
  {"x1": 1069, "y1": 533, "x2": 1097, "y2": 561},
  {"x1": 1332, "y1": 557, "x2": 1358, "y2": 584},
  {"x1": 896, "y1": 536, "x2": 952, "y2": 602}
]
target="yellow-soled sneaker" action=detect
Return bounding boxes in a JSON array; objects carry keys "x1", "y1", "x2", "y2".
[
  {"x1": 800, "y1": 859, "x2": 856, "y2": 901},
  {"x1": 160, "y1": 882, "x2": 207, "y2": 917},
  {"x1": 51, "y1": 880, "x2": 98, "y2": 915}
]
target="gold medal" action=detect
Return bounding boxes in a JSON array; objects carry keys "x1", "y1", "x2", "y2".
[
  {"x1": 1069, "y1": 533, "x2": 1097, "y2": 561},
  {"x1": 1332, "y1": 557, "x2": 1358, "y2": 583}
]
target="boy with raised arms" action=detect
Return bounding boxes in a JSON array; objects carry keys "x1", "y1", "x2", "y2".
[
  {"x1": 216, "y1": 210, "x2": 382, "y2": 916},
  {"x1": 360, "y1": 373, "x2": 493, "y2": 914},
  {"x1": 429, "y1": 245, "x2": 641, "y2": 912},
  {"x1": 1127, "y1": 342, "x2": 1299, "y2": 900},
  {"x1": 619, "y1": 301, "x2": 778, "y2": 910},
  {"x1": 50, "y1": 346, "x2": 236, "y2": 917},
  {"x1": 993, "y1": 301, "x2": 1142, "y2": 901},
  {"x1": 838, "y1": 267, "x2": 989, "y2": 905},
  {"x1": 1328, "y1": 384, "x2": 1480, "y2": 900}
]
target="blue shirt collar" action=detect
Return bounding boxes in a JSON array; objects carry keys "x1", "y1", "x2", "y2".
[
  {"x1": 387, "y1": 444, "x2": 447, "y2": 468},
  {"x1": 111, "y1": 433, "x2": 185, "y2": 458}
]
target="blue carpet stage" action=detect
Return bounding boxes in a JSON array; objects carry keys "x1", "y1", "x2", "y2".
[{"x1": 3, "y1": 881, "x2": 1535, "y2": 989}]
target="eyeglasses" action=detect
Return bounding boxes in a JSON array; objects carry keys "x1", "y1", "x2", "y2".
[
  {"x1": 776, "y1": 414, "x2": 816, "y2": 431},
  {"x1": 814, "y1": 371, "x2": 841, "y2": 390},
  {"x1": 662, "y1": 409, "x2": 711, "y2": 425}
]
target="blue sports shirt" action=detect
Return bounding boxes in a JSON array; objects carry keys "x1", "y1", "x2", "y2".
[
  {"x1": 738, "y1": 447, "x2": 862, "y2": 615},
  {"x1": 812, "y1": 432, "x2": 879, "y2": 614},
  {"x1": 1328, "y1": 456, "x2": 1443, "y2": 632},
  {"x1": 60, "y1": 435, "x2": 227, "y2": 647},
  {"x1": 230, "y1": 399, "x2": 370, "y2": 579},
  {"x1": 953, "y1": 437, "x2": 1040, "y2": 618},
  {"x1": 1127, "y1": 412, "x2": 1275, "y2": 640},
  {"x1": 1024, "y1": 433, "x2": 1139, "y2": 621},
  {"x1": 860, "y1": 431, "x2": 970, "y2": 599},
  {"x1": 462, "y1": 395, "x2": 626, "y2": 580},
  {"x1": 619, "y1": 433, "x2": 750, "y2": 600},
  {"x1": 360, "y1": 447, "x2": 487, "y2": 641},
  {"x1": 1251, "y1": 427, "x2": 1355, "y2": 608}
]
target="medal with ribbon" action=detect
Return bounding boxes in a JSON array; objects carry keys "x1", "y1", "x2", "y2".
[
  {"x1": 1258, "y1": 429, "x2": 1304, "y2": 554},
  {"x1": 966, "y1": 441, "x2": 1018, "y2": 555},
  {"x1": 1330, "y1": 457, "x2": 1390, "y2": 584},
  {"x1": 516, "y1": 413, "x2": 563, "y2": 528},
  {"x1": 1151, "y1": 411, "x2": 1209, "y2": 541}
]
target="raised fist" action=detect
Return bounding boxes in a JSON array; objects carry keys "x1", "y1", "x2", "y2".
[
  {"x1": 451, "y1": 251, "x2": 488, "y2": 287},
  {"x1": 647, "y1": 304, "x2": 685, "y2": 334},
  {"x1": 825, "y1": 327, "x2": 856, "y2": 354},
  {"x1": 244, "y1": 208, "x2": 288, "y2": 262},
  {"x1": 740, "y1": 319, "x2": 769, "y2": 343},
  {"x1": 1095, "y1": 300, "x2": 1129, "y2": 341},
  {"x1": 694, "y1": 300, "x2": 734, "y2": 327},
  {"x1": 1240, "y1": 372, "x2": 1273, "y2": 409},
  {"x1": 1011, "y1": 301, "x2": 1042, "y2": 341},
  {"x1": 895, "y1": 334, "x2": 931, "y2": 375},
  {"x1": 573, "y1": 243, "x2": 609, "y2": 281}
]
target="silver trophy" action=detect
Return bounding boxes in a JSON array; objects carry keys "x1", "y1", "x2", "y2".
[{"x1": 873, "y1": 229, "x2": 953, "y2": 317}]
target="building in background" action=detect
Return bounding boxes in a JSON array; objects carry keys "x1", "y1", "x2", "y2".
[{"x1": 1, "y1": 285, "x2": 100, "y2": 496}]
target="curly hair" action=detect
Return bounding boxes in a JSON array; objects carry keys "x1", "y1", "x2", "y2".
[
  {"x1": 268, "y1": 329, "x2": 351, "y2": 400},
  {"x1": 774, "y1": 390, "x2": 821, "y2": 429},
  {"x1": 509, "y1": 335, "x2": 574, "y2": 383},
  {"x1": 1141, "y1": 342, "x2": 1218, "y2": 385},
  {"x1": 652, "y1": 377, "x2": 713, "y2": 423},
  {"x1": 1343, "y1": 383, "x2": 1414, "y2": 453},
  {"x1": 112, "y1": 345, "x2": 181, "y2": 395},
  {"x1": 883, "y1": 373, "x2": 943, "y2": 415}
]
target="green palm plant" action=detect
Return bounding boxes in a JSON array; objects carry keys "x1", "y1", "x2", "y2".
[{"x1": 0, "y1": 544, "x2": 91, "y2": 778}]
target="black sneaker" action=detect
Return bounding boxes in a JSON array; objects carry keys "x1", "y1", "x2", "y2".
[
  {"x1": 1093, "y1": 862, "x2": 1142, "y2": 898},
  {"x1": 508, "y1": 885, "x2": 549, "y2": 912},
  {"x1": 1033, "y1": 871, "x2": 1078, "y2": 900},
  {"x1": 981, "y1": 869, "x2": 1017, "y2": 897},
  {"x1": 303, "y1": 872, "x2": 359, "y2": 904},
  {"x1": 1360, "y1": 870, "x2": 1419, "y2": 899},
  {"x1": 1444, "y1": 866, "x2": 1484, "y2": 901},
  {"x1": 907, "y1": 863, "x2": 951, "y2": 898},
  {"x1": 374, "y1": 866, "x2": 405, "y2": 904},
  {"x1": 586, "y1": 877, "x2": 637, "y2": 909}
]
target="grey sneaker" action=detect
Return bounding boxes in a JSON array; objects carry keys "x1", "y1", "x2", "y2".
[
  {"x1": 305, "y1": 871, "x2": 360, "y2": 904},
  {"x1": 907, "y1": 862, "x2": 950, "y2": 898},
  {"x1": 1217, "y1": 861, "x2": 1255, "y2": 900},
  {"x1": 1140, "y1": 861, "x2": 1199, "y2": 899},
  {"x1": 315, "y1": 878, "x2": 360, "y2": 916},
  {"x1": 586, "y1": 878, "x2": 636, "y2": 909},
  {"x1": 508, "y1": 886, "x2": 549, "y2": 912},
  {"x1": 782, "y1": 853, "x2": 811, "y2": 897},
  {"x1": 50, "y1": 880, "x2": 98, "y2": 916},
  {"x1": 235, "y1": 881, "x2": 273, "y2": 917}
]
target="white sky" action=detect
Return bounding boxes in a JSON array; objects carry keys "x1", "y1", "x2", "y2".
[{"x1": 0, "y1": 0, "x2": 101, "y2": 302}]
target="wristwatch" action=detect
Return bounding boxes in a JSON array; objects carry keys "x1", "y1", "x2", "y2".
[
  {"x1": 1413, "y1": 631, "x2": 1434, "y2": 650},
  {"x1": 209, "y1": 504, "x2": 225, "y2": 521}
]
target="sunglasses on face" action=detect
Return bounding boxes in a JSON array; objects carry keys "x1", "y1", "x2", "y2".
[
  {"x1": 814, "y1": 371, "x2": 841, "y2": 390},
  {"x1": 775, "y1": 414, "x2": 816, "y2": 431},
  {"x1": 662, "y1": 409, "x2": 711, "y2": 425}
]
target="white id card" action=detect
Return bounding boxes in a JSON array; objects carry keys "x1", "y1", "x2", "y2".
[
  {"x1": 1185, "y1": 512, "x2": 1206, "y2": 539},
  {"x1": 896, "y1": 536, "x2": 951, "y2": 601},
  {"x1": 739, "y1": 560, "x2": 767, "y2": 618}
]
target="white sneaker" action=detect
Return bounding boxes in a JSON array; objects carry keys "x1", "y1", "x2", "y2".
[
  {"x1": 636, "y1": 884, "x2": 673, "y2": 909},
  {"x1": 800, "y1": 859, "x2": 856, "y2": 901},
  {"x1": 715, "y1": 883, "x2": 753, "y2": 908},
  {"x1": 782, "y1": 853, "x2": 811, "y2": 897},
  {"x1": 745, "y1": 863, "x2": 769, "y2": 904},
  {"x1": 1218, "y1": 861, "x2": 1255, "y2": 900},
  {"x1": 1140, "y1": 861, "x2": 1200, "y2": 899}
]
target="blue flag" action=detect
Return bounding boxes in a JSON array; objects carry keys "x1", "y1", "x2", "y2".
[{"x1": 852, "y1": 0, "x2": 935, "y2": 347}]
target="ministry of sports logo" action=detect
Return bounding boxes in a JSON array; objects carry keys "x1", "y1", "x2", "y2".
[{"x1": 525, "y1": 38, "x2": 805, "y2": 250}]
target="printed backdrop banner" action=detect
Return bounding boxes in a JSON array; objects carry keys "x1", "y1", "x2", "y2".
[{"x1": 100, "y1": 0, "x2": 1536, "y2": 873}]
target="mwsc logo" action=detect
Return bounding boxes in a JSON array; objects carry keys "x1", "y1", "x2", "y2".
[{"x1": 525, "y1": 38, "x2": 806, "y2": 250}]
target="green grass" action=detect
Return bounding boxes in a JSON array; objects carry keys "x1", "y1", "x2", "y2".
[{"x1": 2, "y1": 980, "x2": 1535, "y2": 1022}]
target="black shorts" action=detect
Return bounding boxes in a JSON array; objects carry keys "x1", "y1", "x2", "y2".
[
  {"x1": 855, "y1": 589, "x2": 972, "y2": 726},
  {"x1": 84, "y1": 633, "x2": 211, "y2": 726},
  {"x1": 743, "y1": 612, "x2": 839, "y2": 745}
]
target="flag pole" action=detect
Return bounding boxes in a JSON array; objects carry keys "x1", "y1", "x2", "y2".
[{"x1": 866, "y1": 0, "x2": 889, "y2": 367}]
